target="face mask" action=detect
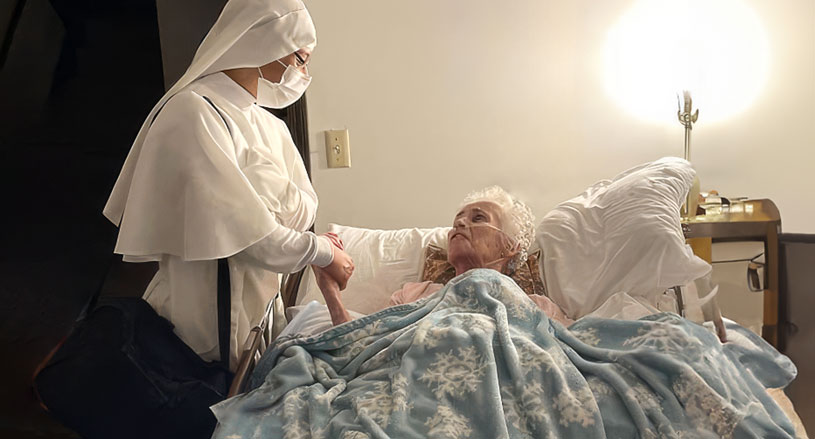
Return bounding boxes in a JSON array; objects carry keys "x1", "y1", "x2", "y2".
[{"x1": 256, "y1": 61, "x2": 311, "y2": 109}]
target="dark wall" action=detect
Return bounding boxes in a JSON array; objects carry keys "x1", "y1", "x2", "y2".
[
  {"x1": 0, "y1": 1, "x2": 310, "y2": 435},
  {"x1": 780, "y1": 234, "x2": 815, "y2": 433},
  {"x1": 155, "y1": 0, "x2": 226, "y2": 89},
  {"x1": 0, "y1": 0, "x2": 165, "y2": 435}
]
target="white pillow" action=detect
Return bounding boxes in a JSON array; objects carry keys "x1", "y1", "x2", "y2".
[
  {"x1": 295, "y1": 224, "x2": 451, "y2": 315},
  {"x1": 538, "y1": 157, "x2": 711, "y2": 319}
]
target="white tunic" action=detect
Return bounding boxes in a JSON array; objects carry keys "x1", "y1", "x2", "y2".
[{"x1": 133, "y1": 72, "x2": 332, "y2": 370}]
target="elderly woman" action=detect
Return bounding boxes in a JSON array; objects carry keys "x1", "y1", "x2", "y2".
[{"x1": 312, "y1": 186, "x2": 573, "y2": 326}]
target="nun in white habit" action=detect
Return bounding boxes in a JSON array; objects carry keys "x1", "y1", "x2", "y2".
[{"x1": 103, "y1": 0, "x2": 354, "y2": 371}]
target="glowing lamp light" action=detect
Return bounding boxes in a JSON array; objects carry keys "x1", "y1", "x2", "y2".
[{"x1": 604, "y1": 0, "x2": 770, "y2": 125}]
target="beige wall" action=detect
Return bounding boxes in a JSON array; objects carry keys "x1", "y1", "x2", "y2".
[{"x1": 305, "y1": 0, "x2": 815, "y2": 233}]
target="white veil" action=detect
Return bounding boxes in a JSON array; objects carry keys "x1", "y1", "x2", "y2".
[{"x1": 102, "y1": 0, "x2": 316, "y2": 260}]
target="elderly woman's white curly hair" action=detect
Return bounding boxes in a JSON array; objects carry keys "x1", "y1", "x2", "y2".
[{"x1": 457, "y1": 186, "x2": 536, "y2": 267}]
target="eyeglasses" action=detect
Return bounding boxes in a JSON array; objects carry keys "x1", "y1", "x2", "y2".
[{"x1": 293, "y1": 52, "x2": 310, "y2": 68}]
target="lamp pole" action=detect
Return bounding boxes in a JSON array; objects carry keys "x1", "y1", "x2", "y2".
[
  {"x1": 677, "y1": 90, "x2": 699, "y2": 160},
  {"x1": 677, "y1": 90, "x2": 699, "y2": 217}
]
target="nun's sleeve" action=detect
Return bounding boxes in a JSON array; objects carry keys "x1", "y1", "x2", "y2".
[
  {"x1": 241, "y1": 128, "x2": 317, "y2": 232},
  {"x1": 235, "y1": 117, "x2": 330, "y2": 272},
  {"x1": 236, "y1": 228, "x2": 334, "y2": 273}
]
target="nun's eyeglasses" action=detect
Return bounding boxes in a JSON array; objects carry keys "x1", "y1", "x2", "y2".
[{"x1": 294, "y1": 52, "x2": 310, "y2": 68}]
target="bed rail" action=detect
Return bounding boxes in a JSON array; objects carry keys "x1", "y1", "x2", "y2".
[
  {"x1": 227, "y1": 269, "x2": 307, "y2": 397},
  {"x1": 227, "y1": 324, "x2": 265, "y2": 397},
  {"x1": 281, "y1": 267, "x2": 307, "y2": 309}
]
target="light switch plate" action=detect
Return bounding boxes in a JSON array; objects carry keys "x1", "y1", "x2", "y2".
[{"x1": 324, "y1": 129, "x2": 351, "y2": 168}]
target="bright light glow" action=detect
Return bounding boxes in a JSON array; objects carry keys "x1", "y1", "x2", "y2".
[{"x1": 604, "y1": 0, "x2": 769, "y2": 124}]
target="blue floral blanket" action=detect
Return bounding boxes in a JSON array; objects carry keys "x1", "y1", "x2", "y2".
[{"x1": 211, "y1": 269, "x2": 797, "y2": 439}]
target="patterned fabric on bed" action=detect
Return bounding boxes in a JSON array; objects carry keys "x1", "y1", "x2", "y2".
[
  {"x1": 421, "y1": 244, "x2": 546, "y2": 296},
  {"x1": 211, "y1": 269, "x2": 797, "y2": 439}
]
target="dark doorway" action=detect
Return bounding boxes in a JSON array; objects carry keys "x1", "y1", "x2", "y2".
[
  {"x1": 1, "y1": 1, "x2": 313, "y2": 436},
  {"x1": 0, "y1": 1, "x2": 165, "y2": 437}
]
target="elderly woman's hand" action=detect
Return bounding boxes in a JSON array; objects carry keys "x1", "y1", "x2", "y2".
[
  {"x1": 311, "y1": 264, "x2": 352, "y2": 326},
  {"x1": 321, "y1": 246, "x2": 354, "y2": 290}
]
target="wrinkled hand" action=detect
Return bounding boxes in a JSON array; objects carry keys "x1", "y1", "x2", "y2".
[
  {"x1": 311, "y1": 264, "x2": 339, "y2": 296},
  {"x1": 713, "y1": 314, "x2": 727, "y2": 343},
  {"x1": 311, "y1": 264, "x2": 352, "y2": 326},
  {"x1": 321, "y1": 245, "x2": 354, "y2": 291}
]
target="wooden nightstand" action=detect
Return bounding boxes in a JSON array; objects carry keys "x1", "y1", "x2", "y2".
[{"x1": 681, "y1": 199, "x2": 782, "y2": 348}]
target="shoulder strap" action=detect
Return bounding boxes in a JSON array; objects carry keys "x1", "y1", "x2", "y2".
[
  {"x1": 201, "y1": 95, "x2": 232, "y2": 136},
  {"x1": 145, "y1": 94, "x2": 233, "y2": 369},
  {"x1": 149, "y1": 94, "x2": 232, "y2": 136},
  {"x1": 204, "y1": 95, "x2": 232, "y2": 369},
  {"x1": 189, "y1": 95, "x2": 232, "y2": 369},
  {"x1": 217, "y1": 258, "x2": 231, "y2": 369}
]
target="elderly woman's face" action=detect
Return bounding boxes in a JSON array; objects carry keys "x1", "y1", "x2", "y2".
[{"x1": 447, "y1": 201, "x2": 515, "y2": 272}]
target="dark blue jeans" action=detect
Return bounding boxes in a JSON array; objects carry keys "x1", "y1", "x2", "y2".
[{"x1": 36, "y1": 297, "x2": 232, "y2": 439}]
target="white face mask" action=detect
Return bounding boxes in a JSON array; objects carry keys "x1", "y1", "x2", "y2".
[{"x1": 256, "y1": 61, "x2": 311, "y2": 109}]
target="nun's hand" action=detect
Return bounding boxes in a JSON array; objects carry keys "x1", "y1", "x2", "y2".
[
  {"x1": 322, "y1": 232, "x2": 344, "y2": 250},
  {"x1": 322, "y1": 246, "x2": 354, "y2": 290}
]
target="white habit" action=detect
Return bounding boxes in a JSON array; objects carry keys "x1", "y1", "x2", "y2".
[{"x1": 102, "y1": 0, "x2": 327, "y2": 370}]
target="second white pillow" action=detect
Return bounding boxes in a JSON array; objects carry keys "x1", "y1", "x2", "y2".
[{"x1": 538, "y1": 157, "x2": 711, "y2": 319}]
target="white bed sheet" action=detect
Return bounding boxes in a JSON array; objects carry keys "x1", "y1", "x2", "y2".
[{"x1": 279, "y1": 301, "x2": 365, "y2": 339}]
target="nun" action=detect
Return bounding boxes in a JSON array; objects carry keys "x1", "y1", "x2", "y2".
[{"x1": 103, "y1": 0, "x2": 353, "y2": 371}]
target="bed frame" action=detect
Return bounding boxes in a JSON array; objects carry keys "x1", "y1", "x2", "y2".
[{"x1": 228, "y1": 268, "x2": 308, "y2": 396}]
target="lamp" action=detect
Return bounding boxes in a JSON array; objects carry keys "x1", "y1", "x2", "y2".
[
  {"x1": 604, "y1": 0, "x2": 769, "y2": 125},
  {"x1": 604, "y1": 0, "x2": 769, "y2": 218}
]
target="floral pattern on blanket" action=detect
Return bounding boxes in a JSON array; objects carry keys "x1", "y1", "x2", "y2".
[{"x1": 211, "y1": 270, "x2": 797, "y2": 439}]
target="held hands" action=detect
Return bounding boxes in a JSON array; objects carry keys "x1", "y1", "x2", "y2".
[
  {"x1": 311, "y1": 233, "x2": 353, "y2": 325},
  {"x1": 321, "y1": 239, "x2": 354, "y2": 291},
  {"x1": 312, "y1": 263, "x2": 352, "y2": 326},
  {"x1": 323, "y1": 232, "x2": 344, "y2": 251},
  {"x1": 311, "y1": 232, "x2": 354, "y2": 291}
]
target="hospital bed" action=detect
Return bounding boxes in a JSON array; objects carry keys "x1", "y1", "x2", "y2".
[
  {"x1": 226, "y1": 157, "x2": 707, "y2": 396},
  {"x1": 223, "y1": 158, "x2": 808, "y2": 437},
  {"x1": 231, "y1": 229, "x2": 736, "y2": 367},
  {"x1": 224, "y1": 227, "x2": 807, "y2": 438}
]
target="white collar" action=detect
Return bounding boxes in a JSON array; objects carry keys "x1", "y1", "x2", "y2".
[{"x1": 197, "y1": 72, "x2": 257, "y2": 110}]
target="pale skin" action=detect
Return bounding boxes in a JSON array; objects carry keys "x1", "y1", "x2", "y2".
[
  {"x1": 223, "y1": 49, "x2": 356, "y2": 295},
  {"x1": 447, "y1": 201, "x2": 519, "y2": 275},
  {"x1": 313, "y1": 201, "x2": 523, "y2": 326},
  {"x1": 313, "y1": 234, "x2": 354, "y2": 325}
]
